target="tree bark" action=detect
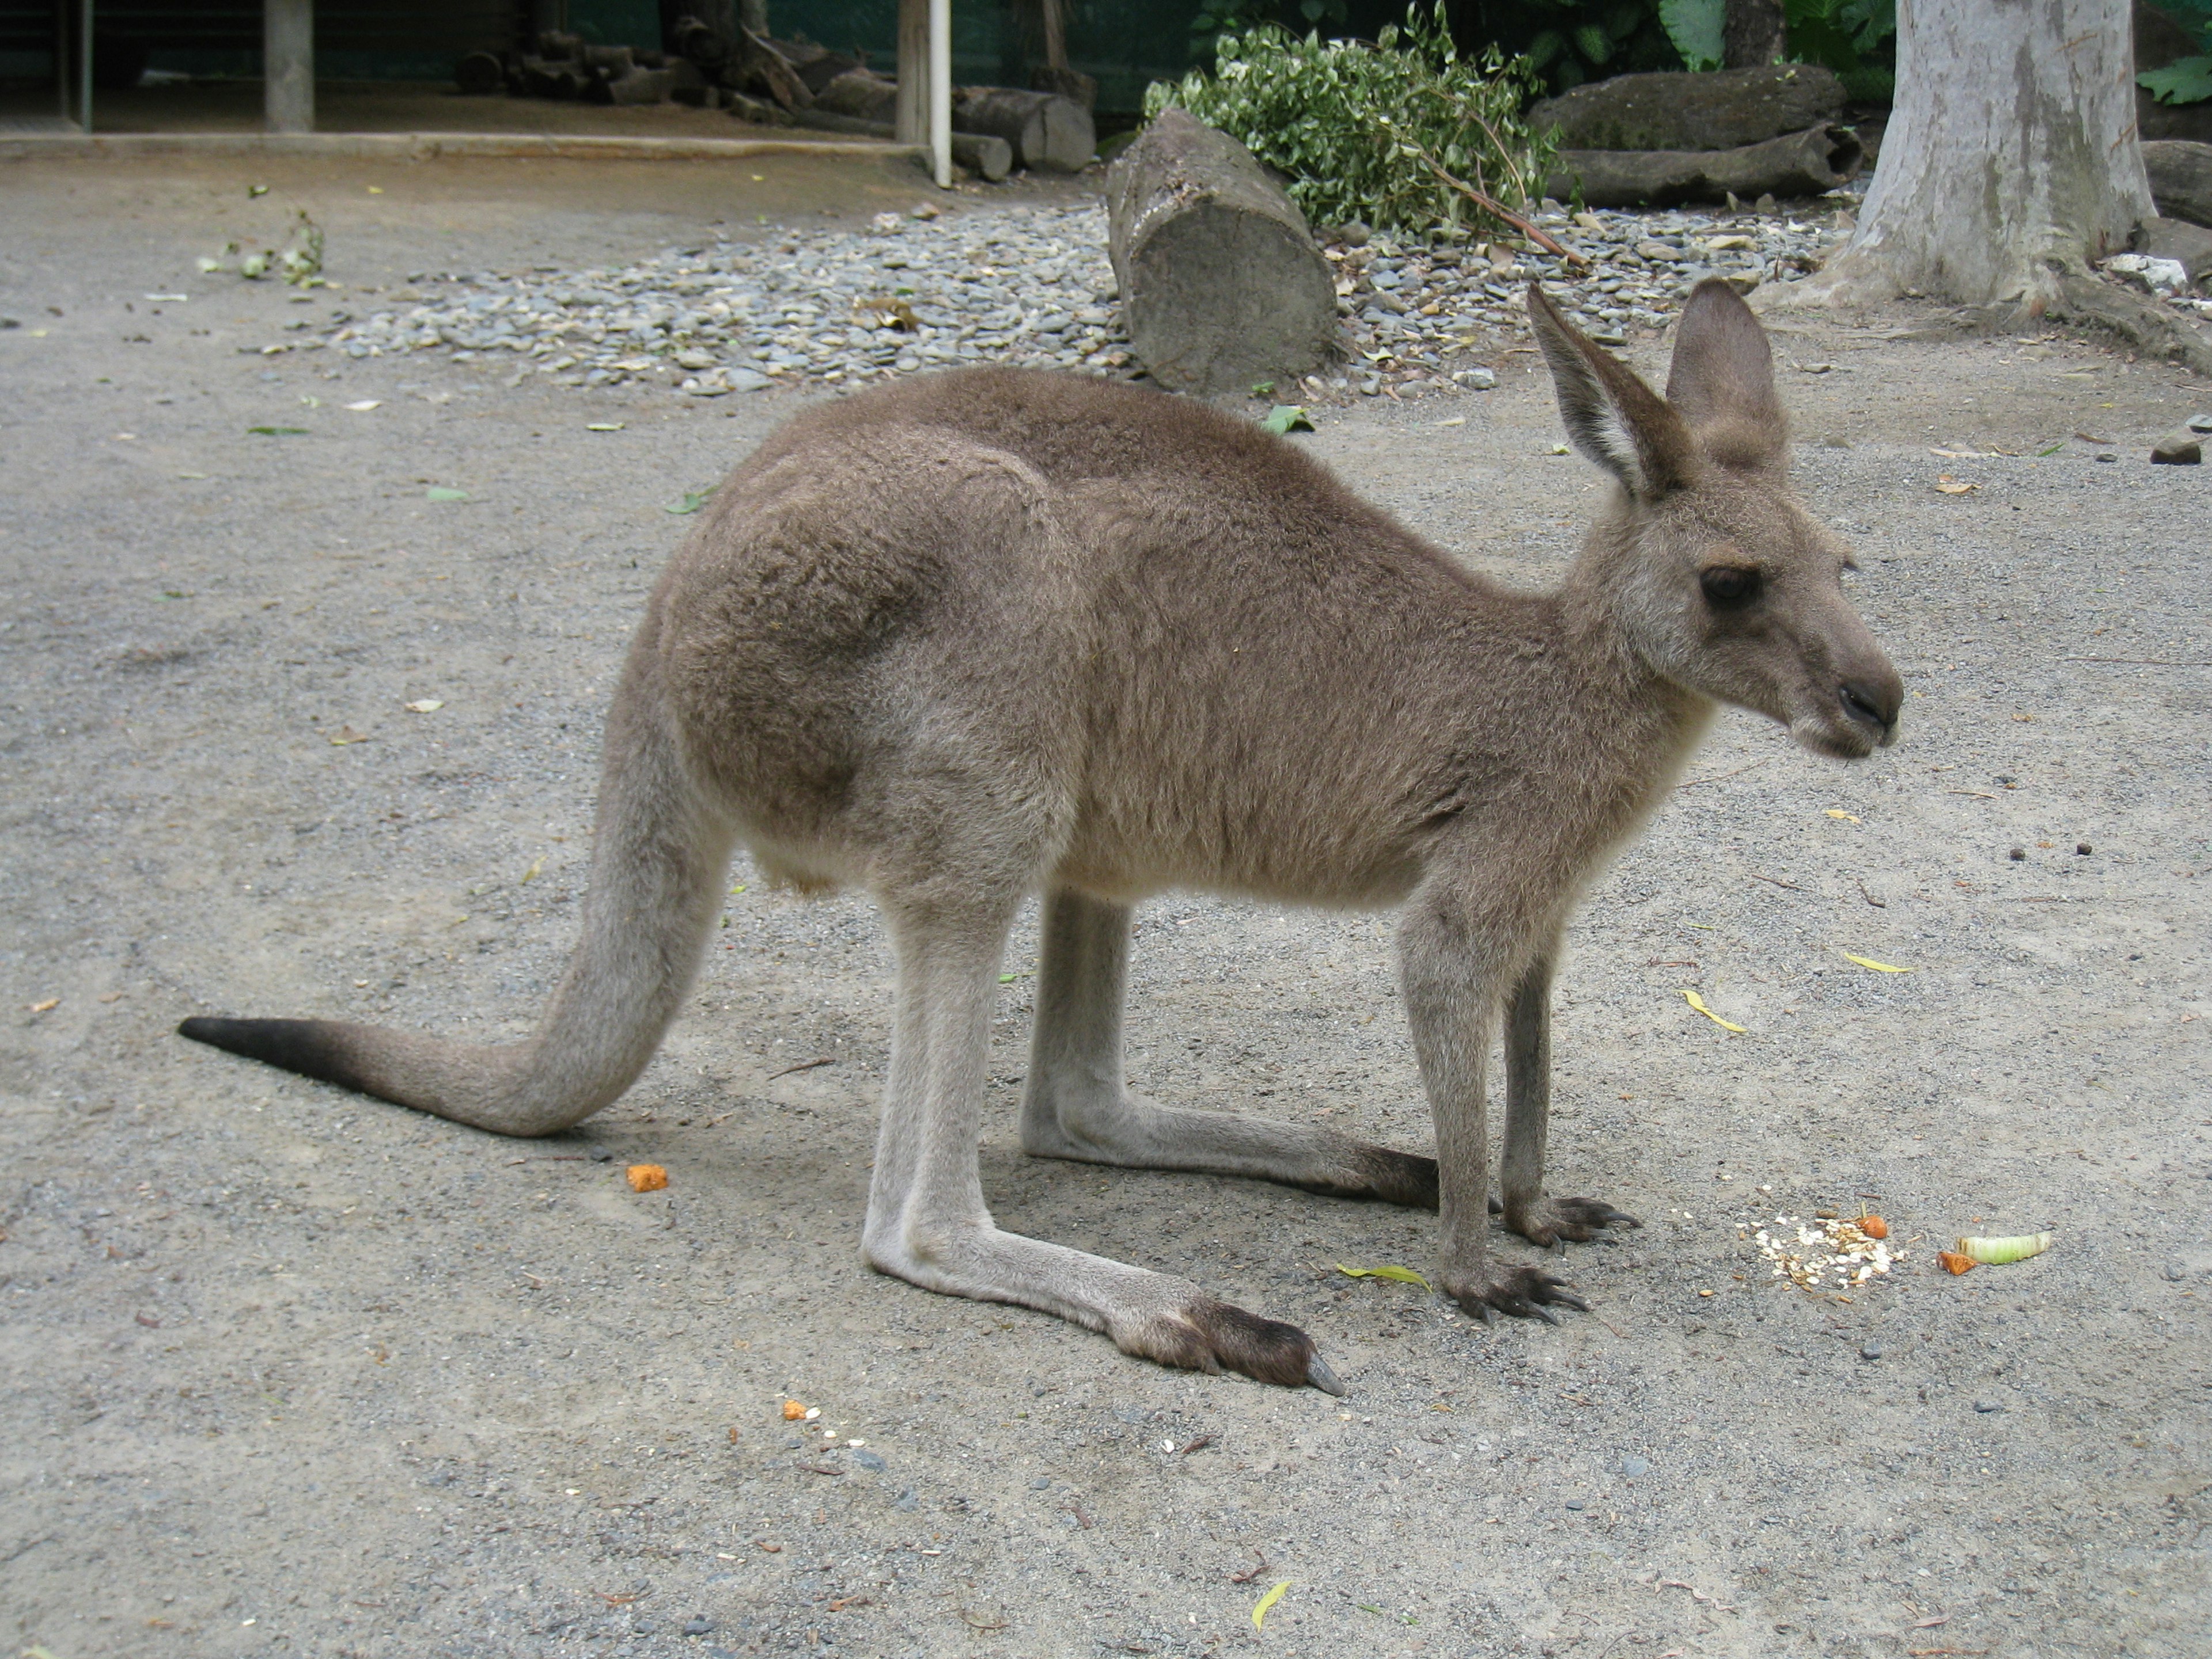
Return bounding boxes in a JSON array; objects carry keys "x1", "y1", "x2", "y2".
[
  {"x1": 1722, "y1": 0, "x2": 1787, "y2": 69},
  {"x1": 1782, "y1": 0, "x2": 2153, "y2": 311}
]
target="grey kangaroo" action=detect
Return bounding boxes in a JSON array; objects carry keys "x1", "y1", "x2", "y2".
[{"x1": 182, "y1": 280, "x2": 1900, "y2": 1395}]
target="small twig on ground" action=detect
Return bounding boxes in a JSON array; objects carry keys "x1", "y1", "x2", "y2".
[
  {"x1": 1228, "y1": 1550, "x2": 1270, "y2": 1583},
  {"x1": 2064, "y1": 656, "x2": 2212, "y2": 667},
  {"x1": 768, "y1": 1055, "x2": 836, "y2": 1080},
  {"x1": 1749, "y1": 873, "x2": 1803, "y2": 891},
  {"x1": 1175, "y1": 1432, "x2": 1217, "y2": 1455},
  {"x1": 1679, "y1": 759, "x2": 1771, "y2": 789},
  {"x1": 1857, "y1": 880, "x2": 1887, "y2": 908},
  {"x1": 1419, "y1": 154, "x2": 1585, "y2": 264}
]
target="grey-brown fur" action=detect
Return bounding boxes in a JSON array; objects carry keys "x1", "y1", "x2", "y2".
[{"x1": 181, "y1": 280, "x2": 1900, "y2": 1393}]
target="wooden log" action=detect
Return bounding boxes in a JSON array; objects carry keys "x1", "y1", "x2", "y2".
[
  {"x1": 814, "y1": 69, "x2": 899, "y2": 122},
  {"x1": 607, "y1": 67, "x2": 677, "y2": 105},
  {"x1": 453, "y1": 51, "x2": 503, "y2": 96},
  {"x1": 785, "y1": 108, "x2": 1013, "y2": 181},
  {"x1": 733, "y1": 26, "x2": 813, "y2": 110},
  {"x1": 1105, "y1": 108, "x2": 1337, "y2": 395},
  {"x1": 1543, "y1": 124, "x2": 1863, "y2": 209},
  {"x1": 2145, "y1": 141, "x2": 2212, "y2": 230},
  {"x1": 1528, "y1": 65, "x2": 1845, "y2": 153},
  {"x1": 955, "y1": 86, "x2": 1093, "y2": 173}
]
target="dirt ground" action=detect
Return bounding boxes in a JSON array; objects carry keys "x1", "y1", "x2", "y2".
[{"x1": 2, "y1": 153, "x2": 2208, "y2": 1659}]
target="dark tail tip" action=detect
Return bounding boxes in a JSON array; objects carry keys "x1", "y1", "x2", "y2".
[{"x1": 177, "y1": 1015, "x2": 375, "y2": 1097}]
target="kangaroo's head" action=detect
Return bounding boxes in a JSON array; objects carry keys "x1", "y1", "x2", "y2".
[{"x1": 1528, "y1": 278, "x2": 1902, "y2": 760}]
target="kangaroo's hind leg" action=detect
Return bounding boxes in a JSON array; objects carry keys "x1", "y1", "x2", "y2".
[
  {"x1": 863, "y1": 886, "x2": 1343, "y2": 1393},
  {"x1": 1018, "y1": 888, "x2": 1438, "y2": 1207}
]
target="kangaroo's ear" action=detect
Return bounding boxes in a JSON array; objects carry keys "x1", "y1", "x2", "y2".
[
  {"x1": 1526, "y1": 282, "x2": 1692, "y2": 499},
  {"x1": 1664, "y1": 276, "x2": 1786, "y2": 468}
]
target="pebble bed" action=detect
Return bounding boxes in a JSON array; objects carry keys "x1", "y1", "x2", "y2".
[{"x1": 317, "y1": 195, "x2": 1865, "y2": 399}]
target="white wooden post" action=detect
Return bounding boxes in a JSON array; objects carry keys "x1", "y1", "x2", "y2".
[
  {"x1": 264, "y1": 0, "x2": 315, "y2": 134},
  {"x1": 929, "y1": 0, "x2": 951, "y2": 188}
]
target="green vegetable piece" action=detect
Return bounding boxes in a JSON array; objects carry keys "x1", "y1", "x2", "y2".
[
  {"x1": 425, "y1": 486, "x2": 470, "y2": 502},
  {"x1": 665, "y1": 486, "x2": 718, "y2": 515},
  {"x1": 1956, "y1": 1232, "x2": 2051, "y2": 1266},
  {"x1": 1335, "y1": 1262, "x2": 1433, "y2": 1290},
  {"x1": 246, "y1": 426, "x2": 308, "y2": 436},
  {"x1": 1262, "y1": 404, "x2": 1315, "y2": 435}
]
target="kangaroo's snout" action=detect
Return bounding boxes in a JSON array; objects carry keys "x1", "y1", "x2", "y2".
[{"x1": 1839, "y1": 671, "x2": 1902, "y2": 745}]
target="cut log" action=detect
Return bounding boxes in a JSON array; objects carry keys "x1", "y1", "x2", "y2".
[
  {"x1": 669, "y1": 16, "x2": 733, "y2": 77},
  {"x1": 955, "y1": 86, "x2": 1094, "y2": 173},
  {"x1": 1032, "y1": 65, "x2": 1096, "y2": 109},
  {"x1": 814, "y1": 69, "x2": 899, "y2": 122},
  {"x1": 1528, "y1": 65, "x2": 1846, "y2": 153},
  {"x1": 1544, "y1": 124, "x2": 1863, "y2": 209},
  {"x1": 607, "y1": 67, "x2": 677, "y2": 105},
  {"x1": 2145, "y1": 141, "x2": 2212, "y2": 230},
  {"x1": 1106, "y1": 108, "x2": 1337, "y2": 395},
  {"x1": 733, "y1": 26, "x2": 814, "y2": 109},
  {"x1": 785, "y1": 109, "x2": 1014, "y2": 181},
  {"x1": 453, "y1": 51, "x2": 504, "y2": 96}
]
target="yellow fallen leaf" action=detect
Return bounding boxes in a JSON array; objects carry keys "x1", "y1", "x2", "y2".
[
  {"x1": 1681, "y1": 989, "x2": 1746, "y2": 1033},
  {"x1": 1824, "y1": 809, "x2": 1861, "y2": 822},
  {"x1": 1934, "y1": 475, "x2": 1978, "y2": 494},
  {"x1": 1435, "y1": 415, "x2": 1467, "y2": 427},
  {"x1": 1842, "y1": 953, "x2": 1911, "y2": 973},
  {"x1": 1252, "y1": 1580, "x2": 1291, "y2": 1631},
  {"x1": 30, "y1": 998, "x2": 60, "y2": 1013},
  {"x1": 1335, "y1": 1262, "x2": 1433, "y2": 1290},
  {"x1": 328, "y1": 725, "x2": 371, "y2": 745},
  {"x1": 521, "y1": 856, "x2": 544, "y2": 882},
  {"x1": 403, "y1": 698, "x2": 443, "y2": 713},
  {"x1": 344, "y1": 399, "x2": 382, "y2": 411}
]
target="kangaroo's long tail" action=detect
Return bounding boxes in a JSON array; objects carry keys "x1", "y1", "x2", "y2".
[{"x1": 179, "y1": 628, "x2": 732, "y2": 1138}]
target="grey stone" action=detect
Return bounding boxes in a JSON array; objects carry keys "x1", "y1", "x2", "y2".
[
  {"x1": 852, "y1": 1448, "x2": 885, "y2": 1471},
  {"x1": 682, "y1": 1616, "x2": 714, "y2": 1635},
  {"x1": 2152, "y1": 433, "x2": 2203, "y2": 464},
  {"x1": 1861, "y1": 1344, "x2": 1882, "y2": 1361},
  {"x1": 1973, "y1": 1399, "x2": 2006, "y2": 1414},
  {"x1": 1029, "y1": 1475, "x2": 1052, "y2": 1490},
  {"x1": 1619, "y1": 1455, "x2": 1650, "y2": 1478}
]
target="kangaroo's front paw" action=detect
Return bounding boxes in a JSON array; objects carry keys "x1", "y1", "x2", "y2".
[
  {"x1": 1444, "y1": 1263, "x2": 1590, "y2": 1325},
  {"x1": 1506, "y1": 1195, "x2": 1641, "y2": 1252},
  {"x1": 1117, "y1": 1297, "x2": 1346, "y2": 1395}
]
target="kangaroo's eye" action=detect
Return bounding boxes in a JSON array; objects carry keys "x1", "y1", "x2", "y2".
[{"x1": 1699, "y1": 566, "x2": 1762, "y2": 610}]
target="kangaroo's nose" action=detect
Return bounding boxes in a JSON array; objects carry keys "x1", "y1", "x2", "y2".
[{"x1": 1839, "y1": 676, "x2": 1901, "y2": 741}]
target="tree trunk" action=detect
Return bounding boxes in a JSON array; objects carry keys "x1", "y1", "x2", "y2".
[
  {"x1": 1789, "y1": 0, "x2": 2153, "y2": 310},
  {"x1": 1722, "y1": 0, "x2": 1787, "y2": 69}
]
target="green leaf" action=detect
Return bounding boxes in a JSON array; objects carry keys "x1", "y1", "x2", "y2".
[
  {"x1": 665, "y1": 486, "x2": 718, "y2": 515},
  {"x1": 1335, "y1": 1261, "x2": 1433, "y2": 1290},
  {"x1": 425, "y1": 486, "x2": 470, "y2": 502},
  {"x1": 246, "y1": 425, "x2": 308, "y2": 436},
  {"x1": 1659, "y1": 0, "x2": 1725, "y2": 71},
  {"x1": 1262, "y1": 404, "x2": 1315, "y2": 434},
  {"x1": 2139, "y1": 56, "x2": 2212, "y2": 105},
  {"x1": 1250, "y1": 379, "x2": 1276, "y2": 396},
  {"x1": 2036, "y1": 442, "x2": 2065, "y2": 457}
]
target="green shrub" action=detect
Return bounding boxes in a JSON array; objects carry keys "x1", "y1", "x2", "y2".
[{"x1": 1143, "y1": 3, "x2": 1557, "y2": 235}]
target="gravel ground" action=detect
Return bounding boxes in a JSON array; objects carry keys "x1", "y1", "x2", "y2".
[
  {"x1": 3, "y1": 156, "x2": 2210, "y2": 1659},
  {"x1": 303, "y1": 198, "x2": 1850, "y2": 400}
]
